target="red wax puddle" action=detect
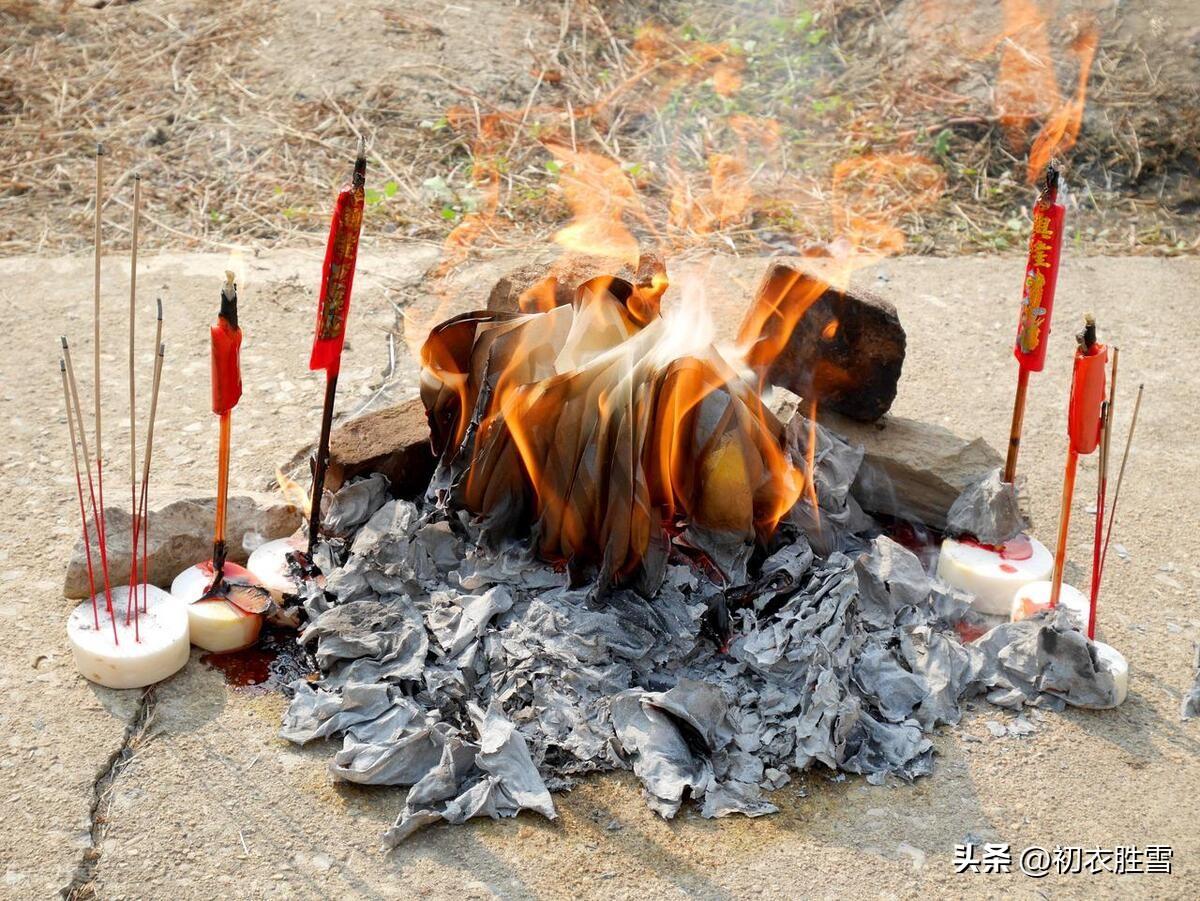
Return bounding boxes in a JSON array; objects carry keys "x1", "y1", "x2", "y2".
[
  {"x1": 200, "y1": 625, "x2": 315, "y2": 692},
  {"x1": 200, "y1": 648, "x2": 276, "y2": 687},
  {"x1": 999, "y1": 563, "x2": 1018, "y2": 573},
  {"x1": 960, "y1": 534, "x2": 1033, "y2": 561}
]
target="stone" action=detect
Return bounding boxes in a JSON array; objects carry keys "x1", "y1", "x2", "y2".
[
  {"x1": 64, "y1": 493, "x2": 302, "y2": 599},
  {"x1": 738, "y1": 260, "x2": 905, "y2": 422},
  {"x1": 821, "y1": 411, "x2": 1002, "y2": 530},
  {"x1": 325, "y1": 396, "x2": 435, "y2": 499},
  {"x1": 487, "y1": 252, "x2": 667, "y2": 314}
]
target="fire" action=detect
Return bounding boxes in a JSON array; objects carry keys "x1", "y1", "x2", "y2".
[
  {"x1": 547, "y1": 144, "x2": 642, "y2": 265},
  {"x1": 275, "y1": 466, "x2": 312, "y2": 519},
  {"x1": 420, "y1": 270, "x2": 804, "y2": 589},
  {"x1": 1026, "y1": 27, "x2": 1099, "y2": 182},
  {"x1": 987, "y1": 2, "x2": 1100, "y2": 182}
]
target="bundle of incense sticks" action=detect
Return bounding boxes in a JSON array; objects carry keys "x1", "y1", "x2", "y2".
[{"x1": 60, "y1": 149, "x2": 165, "y2": 645}]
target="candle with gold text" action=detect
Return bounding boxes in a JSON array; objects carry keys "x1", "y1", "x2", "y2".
[{"x1": 1003, "y1": 163, "x2": 1066, "y2": 483}]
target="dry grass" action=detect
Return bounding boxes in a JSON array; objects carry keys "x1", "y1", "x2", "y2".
[{"x1": 1, "y1": 0, "x2": 1196, "y2": 258}]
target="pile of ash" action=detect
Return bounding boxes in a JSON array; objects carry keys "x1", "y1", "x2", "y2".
[{"x1": 279, "y1": 420, "x2": 1123, "y2": 847}]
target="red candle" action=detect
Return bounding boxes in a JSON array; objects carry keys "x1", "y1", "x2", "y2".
[
  {"x1": 1013, "y1": 167, "x2": 1065, "y2": 373},
  {"x1": 1069, "y1": 340, "x2": 1107, "y2": 455},
  {"x1": 211, "y1": 272, "x2": 243, "y2": 415},
  {"x1": 309, "y1": 147, "x2": 366, "y2": 376}
]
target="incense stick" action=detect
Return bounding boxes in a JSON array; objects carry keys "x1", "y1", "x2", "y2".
[
  {"x1": 93, "y1": 145, "x2": 103, "y2": 459},
  {"x1": 142, "y1": 299, "x2": 163, "y2": 612},
  {"x1": 1088, "y1": 347, "x2": 1118, "y2": 638},
  {"x1": 135, "y1": 338, "x2": 165, "y2": 615},
  {"x1": 62, "y1": 336, "x2": 118, "y2": 644},
  {"x1": 126, "y1": 174, "x2": 142, "y2": 633},
  {"x1": 61, "y1": 358, "x2": 99, "y2": 630},
  {"x1": 1098, "y1": 383, "x2": 1144, "y2": 585},
  {"x1": 128, "y1": 173, "x2": 141, "y2": 540},
  {"x1": 92, "y1": 145, "x2": 112, "y2": 626}
]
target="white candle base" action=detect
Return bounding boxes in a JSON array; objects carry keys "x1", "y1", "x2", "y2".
[
  {"x1": 1010, "y1": 580, "x2": 1090, "y2": 631},
  {"x1": 246, "y1": 535, "x2": 305, "y2": 602},
  {"x1": 171, "y1": 562, "x2": 265, "y2": 653},
  {"x1": 937, "y1": 534, "x2": 1053, "y2": 616},
  {"x1": 67, "y1": 585, "x2": 190, "y2": 689},
  {"x1": 1093, "y1": 641, "x2": 1129, "y2": 706}
]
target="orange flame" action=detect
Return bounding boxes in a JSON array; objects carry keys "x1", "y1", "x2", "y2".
[
  {"x1": 547, "y1": 144, "x2": 642, "y2": 266},
  {"x1": 420, "y1": 273, "x2": 804, "y2": 585},
  {"x1": 276, "y1": 466, "x2": 312, "y2": 519},
  {"x1": 1027, "y1": 26, "x2": 1099, "y2": 182},
  {"x1": 987, "y1": 2, "x2": 1100, "y2": 182}
]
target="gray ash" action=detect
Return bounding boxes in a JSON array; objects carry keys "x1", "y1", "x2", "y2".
[{"x1": 278, "y1": 417, "x2": 1124, "y2": 846}]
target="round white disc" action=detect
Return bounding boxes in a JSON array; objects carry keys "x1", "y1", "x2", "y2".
[
  {"x1": 67, "y1": 585, "x2": 190, "y2": 689},
  {"x1": 937, "y1": 535, "x2": 1054, "y2": 616},
  {"x1": 1093, "y1": 640, "x2": 1129, "y2": 707},
  {"x1": 1010, "y1": 580, "x2": 1089, "y2": 631},
  {"x1": 246, "y1": 535, "x2": 305, "y2": 602},
  {"x1": 171, "y1": 563, "x2": 264, "y2": 653}
]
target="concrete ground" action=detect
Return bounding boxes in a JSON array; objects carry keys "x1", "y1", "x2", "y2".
[{"x1": 1, "y1": 248, "x2": 1198, "y2": 899}]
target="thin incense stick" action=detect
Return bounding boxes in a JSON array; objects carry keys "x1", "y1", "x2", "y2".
[
  {"x1": 1098, "y1": 384, "x2": 1144, "y2": 584},
  {"x1": 141, "y1": 299, "x2": 163, "y2": 612},
  {"x1": 92, "y1": 145, "x2": 111, "y2": 619},
  {"x1": 1088, "y1": 347, "x2": 1118, "y2": 639},
  {"x1": 129, "y1": 174, "x2": 141, "y2": 542},
  {"x1": 63, "y1": 337, "x2": 118, "y2": 644},
  {"x1": 125, "y1": 174, "x2": 142, "y2": 633},
  {"x1": 93, "y1": 145, "x2": 104, "y2": 459},
  {"x1": 135, "y1": 339, "x2": 165, "y2": 615},
  {"x1": 61, "y1": 358, "x2": 99, "y2": 629},
  {"x1": 127, "y1": 297, "x2": 162, "y2": 619}
]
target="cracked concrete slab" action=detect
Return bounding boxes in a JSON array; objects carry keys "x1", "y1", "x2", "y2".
[{"x1": 3, "y1": 251, "x2": 1200, "y2": 897}]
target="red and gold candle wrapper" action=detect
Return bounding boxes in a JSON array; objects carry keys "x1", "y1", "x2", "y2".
[
  {"x1": 1068, "y1": 342, "x2": 1107, "y2": 455},
  {"x1": 211, "y1": 275, "x2": 243, "y2": 415},
  {"x1": 309, "y1": 165, "x2": 366, "y2": 376},
  {"x1": 1013, "y1": 177, "x2": 1066, "y2": 373}
]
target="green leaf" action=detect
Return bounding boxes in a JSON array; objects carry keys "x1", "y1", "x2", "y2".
[
  {"x1": 440, "y1": 206, "x2": 458, "y2": 220},
  {"x1": 933, "y1": 129, "x2": 953, "y2": 157},
  {"x1": 364, "y1": 188, "x2": 384, "y2": 205},
  {"x1": 422, "y1": 175, "x2": 454, "y2": 201},
  {"x1": 384, "y1": 180, "x2": 398, "y2": 198},
  {"x1": 544, "y1": 160, "x2": 562, "y2": 175}
]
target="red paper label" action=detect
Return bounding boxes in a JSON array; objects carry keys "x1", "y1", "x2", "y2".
[
  {"x1": 309, "y1": 184, "x2": 365, "y2": 374},
  {"x1": 1013, "y1": 199, "x2": 1065, "y2": 372},
  {"x1": 1068, "y1": 343, "x2": 1107, "y2": 455},
  {"x1": 211, "y1": 319, "x2": 243, "y2": 414}
]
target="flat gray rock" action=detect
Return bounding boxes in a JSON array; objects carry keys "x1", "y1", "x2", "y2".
[{"x1": 63, "y1": 492, "x2": 302, "y2": 599}]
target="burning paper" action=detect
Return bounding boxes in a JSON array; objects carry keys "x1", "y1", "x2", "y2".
[{"x1": 420, "y1": 274, "x2": 803, "y2": 589}]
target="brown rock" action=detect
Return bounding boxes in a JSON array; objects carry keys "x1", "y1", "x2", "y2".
[
  {"x1": 821, "y1": 411, "x2": 1002, "y2": 530},
  {"x1": 326, "y1": 396, "x2": 435, "y2": 499},
  {"x1": 64, "y1": 493, "x2": 302, "y2": 599},
  {"x1": 738, "y1": 260, "x2": 905, "y2": 422}
]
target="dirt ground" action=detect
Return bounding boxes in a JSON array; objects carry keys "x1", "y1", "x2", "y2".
[
  {"x1": 3, "y1": 0, "x2": 1199, "y2": 255},
  {"x1": 1, "y1": 247, "x2": 1198, "y2": 899}
]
